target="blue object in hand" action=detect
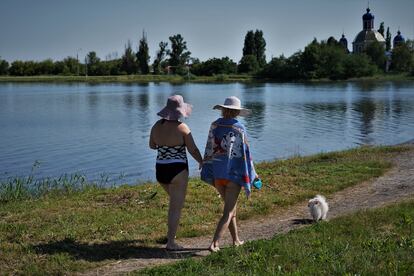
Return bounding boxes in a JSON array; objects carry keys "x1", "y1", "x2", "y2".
[{"x1": 253, "y1": 178, "x2": 262, "y2": 189}]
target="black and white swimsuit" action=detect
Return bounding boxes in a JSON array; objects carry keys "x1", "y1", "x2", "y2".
[{"x1": 156, "y1": 145, "x2": 188, "y2": 184}]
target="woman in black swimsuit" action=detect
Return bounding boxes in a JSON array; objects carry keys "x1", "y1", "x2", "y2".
[{"x1": 149, "y1": 95, "x2": 203, "y2": 250}]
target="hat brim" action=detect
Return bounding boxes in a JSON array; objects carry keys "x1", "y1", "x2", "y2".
[
  {"x1": 213, "y1": 104, "x2": 251, "y2": 116},
  {"x1": 157, "y1": 103, "x2": 192, "y2": 120}
]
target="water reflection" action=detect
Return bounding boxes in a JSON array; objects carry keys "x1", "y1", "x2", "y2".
[
  {"x1": 87, "y1": 91, "x2": 99, "y2": 108},
  {"x1": 352, "y1": 98, "x2": 376, "y2": 144},
  {"x1": 137, "y1": 93, "x2": 149, "y2": 111},
  {"x1": 241, "y1": 84, "x2": 266, "y2": 138}
]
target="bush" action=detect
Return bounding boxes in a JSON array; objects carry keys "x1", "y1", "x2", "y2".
[
  {"x1": 191, "y1": 57, "x2": 237, "y2": 76},
  {"x1": 0, "y1": 58, "x2": 9, "y2": 75},
  {"x1": 238, "y1": 55, "x2": 260, "y2": 73}
]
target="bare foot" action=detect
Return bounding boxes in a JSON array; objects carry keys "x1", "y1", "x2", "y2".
[
  {"x1": 166, "y1": 242, "x2": 184, "y2": 251},
  {"x1": 233, "y1": 240, "x2": 244, "y2": 247},
  {"x1": 208, "y1": 243, "x2": 220, "y2": 252}
]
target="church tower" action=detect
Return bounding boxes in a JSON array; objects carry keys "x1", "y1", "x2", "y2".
[{"x1": 353, "y1": 7, "x2": 385, "y2": 53}]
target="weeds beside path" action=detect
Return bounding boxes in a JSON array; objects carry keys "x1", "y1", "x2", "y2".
[{"x1": 87, "y1": 142, "x2": 414, "y2": 275}]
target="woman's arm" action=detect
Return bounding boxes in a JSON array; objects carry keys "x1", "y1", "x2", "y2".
[
  {"x1": 180, "y1": 124, "x2": 203, "y2": 166},
  {"x1": 149, "y1": 124, "x2": 157, "y2": 150}
]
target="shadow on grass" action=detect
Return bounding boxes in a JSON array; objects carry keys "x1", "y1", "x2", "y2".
[
  {"x1": 291, "y1": 218, "x2": 314, "y2": 225},
  {"x1": 33, "y1": 238, "x2": 205, "y2": 261}
]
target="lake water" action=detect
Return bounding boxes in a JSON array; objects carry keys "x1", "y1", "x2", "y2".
[{"x1": 1, "y1": 81, "x2": 413, "y2": 184}]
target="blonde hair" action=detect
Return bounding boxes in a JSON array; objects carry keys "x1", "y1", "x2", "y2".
[{"x1": 221, "y1": 108, "x2": 240, "y2": 119}]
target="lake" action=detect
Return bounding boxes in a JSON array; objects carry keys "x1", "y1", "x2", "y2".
[{"x1": 1, "y1": 81, "x2": 413, "y2": 184}]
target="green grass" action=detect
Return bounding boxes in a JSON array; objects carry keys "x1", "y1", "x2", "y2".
[
  {"x1": 140, "y1": 198, "x2": 414, "y2": 275},
  {"x1": 1, "y1": 72, "x2": 412, "y2": 84},
  {"x1": 0, "y1": 74, "x2": 253, "y2": 83},
  {"x1": 0, "y1": 145, "x2": 410, "y2": 274}
]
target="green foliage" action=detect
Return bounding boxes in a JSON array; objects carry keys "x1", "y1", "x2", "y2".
[
  {"x1": 342, "y1": 54, "x2": 377, "y2": 78},
  {"x1": 168, "y1": 34, "x2": 191, "y2": 74},
  {"x1": 242, "y1": 30, "x2": 255, "y2": 56},
  {"x1": 241, "y1": 30, "x2": 267, "y2": 69},
  {"x1": 254, "y1": 30, "x2": 266, "y2": 67},
  {"x1": 85, "y1": 51, "x2": 101, "y2": 76},
  {"x1": 391, "y1": 42, "x2": 413, "y2": 72},
  {"x1": 136, "y1": 33, "x2": 150, "y2": 74},
  {"x1": 386, "y1": 27, "x2": 392, "y2": 51},
  {"x1": 258, "y1": 38, "x2": 377, "y2": 80},
  {"x1": 0, "y1": 57, "x2": 9, "y2": 75},
  {"x1": 9, "y1": 60, "x2": 36, "y2": 76},
  {"x1": 238, "y1": 54, "x2": 260, "y2": 73},
  {"x1": 152, "y1": 41, "x2": 168, "y2": 74},
  {"x1": 377, "y1": 22, "x2": 385, "y2": 36},
  {"x1": 191, "y1": 57, "x2": 237, "y2": 76},
  {"x1": 121, "y1": 40, "x2": 137, "y2": 75},
  {"x1": 365, "y1": 41, "x2": 386, "y2": 70}
]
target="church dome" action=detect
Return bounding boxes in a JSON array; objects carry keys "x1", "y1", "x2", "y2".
[
  {"x1": 362, "y1": 8, "x2": 374, "y2": 20},
  {"x1": 339, "y1": 34, "x2": 348, "y2": 44},
  {"x1": 354, "y1": 30, "x2": 385, "y2": 44},
  {"x1": 393, "y1": 31, "x2": 405, "y2": 44}
]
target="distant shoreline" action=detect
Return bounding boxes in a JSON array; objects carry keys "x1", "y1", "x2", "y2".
[{"x1": 0, "y1": 73, "x2": 412, "y2": 84}]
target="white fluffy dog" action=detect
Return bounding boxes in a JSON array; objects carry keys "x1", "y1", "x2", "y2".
[{"x1": 308, "y1": 195, "x2": 329, "y2": 221}]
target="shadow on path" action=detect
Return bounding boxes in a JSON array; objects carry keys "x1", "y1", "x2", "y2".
[{"x1": 33, "y1": 238, "x2": 205, "y2": 262}]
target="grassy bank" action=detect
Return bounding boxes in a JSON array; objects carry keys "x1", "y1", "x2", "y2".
[
  {"x1": 141, "y1": 198, "x2": 414, "y2": 275},
  {"x1": 0, "y1": 145, "x2": 409, "y2": 274},
  {"x1": 0, "y1": 74, "x2": 253, "y2": 84},
  {"x1": 0, "y1": 72, "x2": 412, "y2": 84}
]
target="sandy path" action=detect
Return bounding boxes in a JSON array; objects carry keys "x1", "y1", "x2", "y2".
[{"x1": 83, "y1": 143, "x2": 414, "y2": 275}]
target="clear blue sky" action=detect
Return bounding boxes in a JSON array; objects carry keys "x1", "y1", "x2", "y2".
[{"x1": 0, "y1": 0, "x2": 413, "y2": 63}]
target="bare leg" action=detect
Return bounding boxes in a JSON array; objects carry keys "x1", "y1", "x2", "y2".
[
  {"x1": 209, "y1": 182, "x2": 241, "y2": 252},
  {"x1": 160, "y1": 183, "x2": 170, "y2": 196},
  {"x1": 164, "y1": 169, "x2": 188, "y2": 250},
  {"x1": 228, "y1": 208, "x2": 244, "y2": 246},
  {"x1": 215, "y1": 184, "x2": 244, "y2": 246}
]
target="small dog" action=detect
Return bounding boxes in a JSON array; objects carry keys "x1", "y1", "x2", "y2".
[{"x1": 308, "y1": 195, "x2": 329, "y2": 222}]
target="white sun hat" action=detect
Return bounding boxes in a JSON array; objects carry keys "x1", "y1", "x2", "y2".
[{"x1": 213, "y1": 96, "x2": 251, "y2": 116}]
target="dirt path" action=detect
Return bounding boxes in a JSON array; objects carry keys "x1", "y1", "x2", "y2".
[{"x1": 84, "y1": 143, "x2": 414, "y2": 275}]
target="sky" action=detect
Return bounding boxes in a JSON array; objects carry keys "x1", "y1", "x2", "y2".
[{"x1": 0, "y1": 0, "x2": 413, "y2": 63}]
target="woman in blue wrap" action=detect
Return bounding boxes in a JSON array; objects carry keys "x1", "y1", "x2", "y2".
[{"x1": 201, "y1": 96, "x2": 258, "y2": 252}]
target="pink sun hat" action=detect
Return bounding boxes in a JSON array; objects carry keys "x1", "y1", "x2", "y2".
[{"x1": 157, "y1": 95, "x2": 192, "y2": 120}]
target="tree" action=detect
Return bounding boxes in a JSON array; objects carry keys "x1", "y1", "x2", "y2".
[
  {"x1": 86, "y1": 51, "x2": 101, "y2": 75},
  {"x1": 301, "y1": 38, "x2": 321, "y2": 79},
  {"x1": 258, "y1": 55, "x2": 287, "y2": 79},
  {"x1": 377, "y1": 22, "x2": 385, "y2": 37},
  {"x1": 385, "y1": 27, "x2": 392, "y2": 51},
  {"x1": 391, "y1": 42, "x2": 413, "y2": 72},
  {"x1": 191, "y1": 57, "x2": 237, "y2": 76},
  {"x1": 168, "y1": 34, "x2": 191, "y2": 74},
  {"x1": 0, "y1": 57, "x2": 9, "y2": 75},
  {"x1": 152, "y1": 41, "x2": 168, "y2": 74},
  {"x1": 327, "y1": 36, "x2": 338, "y2": 46},
  {"x1": 121, "y1": 40, "x2": 137, "y2": 74},
  {"x1": 136, "y1": 32, "x2": 150, "y2": 74},
  {"x1": 238, "y1": 55, "x2": 259, "y2": 73},
  {"x1": 63, "y1": 57, "x2": 80, "y2": 75},
  {"x1": 35, "y1": 59, "x2": 55, "y2": 75},
  {"x1": 254, "y1": 30, "x2": 266, "y2": 67},
  {"x1": 242, "y1": 30, "x2": 255, "y2": 56},
  {"x1": 342, "y1": 54, "x2": 377, "y2": 78},
  {"x1": 365, "y1": 41, "x2": 386, "y2": 70},
  {"x1": 9, "y1": 60, "x2": 36, "y2": 76}
]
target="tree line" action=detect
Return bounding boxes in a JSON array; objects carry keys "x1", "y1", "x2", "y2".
[{"x1": 0, "y1": 29, "x2": 413, "y2": 80}]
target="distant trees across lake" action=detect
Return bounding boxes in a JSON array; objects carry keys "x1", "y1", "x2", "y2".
[{"x1": 1, "y1": 30, "x2": 413, "y2": 80}]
